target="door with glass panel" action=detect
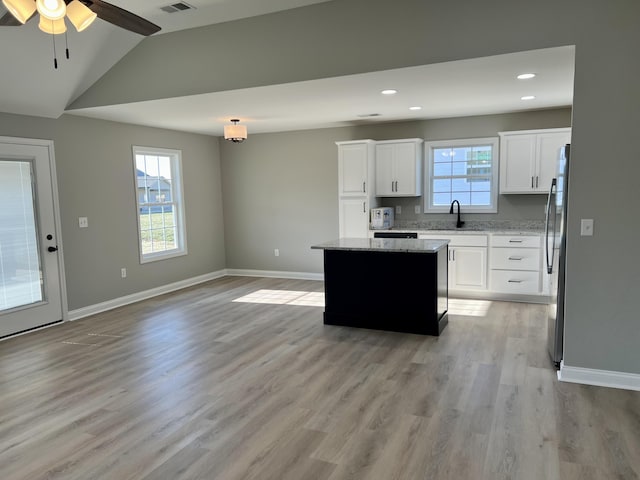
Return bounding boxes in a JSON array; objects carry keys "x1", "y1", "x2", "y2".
[{"x1": 0, "y1": 139, "x2": 63, "y2": 338}]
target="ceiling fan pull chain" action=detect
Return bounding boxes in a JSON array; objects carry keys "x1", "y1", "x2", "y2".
[
  {"x1": 51, "y1": 20, "x2": 58, "y2": 69},
  {"x1": 65, "y1": 31, "x2": 69, "y2": 60}
]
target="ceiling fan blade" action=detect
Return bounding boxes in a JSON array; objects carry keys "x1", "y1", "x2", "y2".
[{"x1": 84, "y1": 0, "x2": 161, "y2": 36}]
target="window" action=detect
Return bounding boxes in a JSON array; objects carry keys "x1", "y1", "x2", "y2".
[
  {"x1": 424, "y1": 137, "x2": 499, "y2": 213},
  {"x1": 133, "y1": 146, "x2": 187, "y2": 263}
]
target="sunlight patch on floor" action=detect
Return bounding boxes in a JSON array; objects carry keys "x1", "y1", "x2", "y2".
[
  {"x1": 233, "y1": 289, "x2": 325, "y2": 307},
  {"x1": 448, "y1": 298, "x2": 492, "y2": 317}
]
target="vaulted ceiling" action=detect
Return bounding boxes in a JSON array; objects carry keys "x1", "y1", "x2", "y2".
[{"x1": 0, "y1": 0, "x2": 574, "y2": 136}]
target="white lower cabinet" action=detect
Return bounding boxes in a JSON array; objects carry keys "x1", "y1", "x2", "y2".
[
  {"x1": 418, "y1": 234, "x2": 488, "y2": 293},
  {"x1": 449, "y1": 246, "x2": 487, "y2": 291},
  {"x1": 414, "y1": 231, "x2": 545, "y2": 301},
  {"x1": 339, "y1": 198, "x2": 370, "y2": 238},
  {"x1": 489, "y1": 234, "x2": 543, "y2": 296}
]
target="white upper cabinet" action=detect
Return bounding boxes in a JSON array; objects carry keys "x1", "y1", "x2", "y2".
[
  {"x1": 337, "y1": 140, "x2": 375, "y2": 196},
  {"x1": 499, "y1": 128, "x2": 571, "y2": 194},
  {"x1": 375, "y1": 139, "x2": 423, "y2": 196}
]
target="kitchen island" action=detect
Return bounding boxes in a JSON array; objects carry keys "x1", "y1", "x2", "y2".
[{"x1": 311, "y1": 237, "x2": 449, "y2": 336}]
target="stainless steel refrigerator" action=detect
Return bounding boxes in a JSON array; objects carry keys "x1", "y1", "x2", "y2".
[{"x1": 545, "y1": 144, "x2": 570, "y2": 368}]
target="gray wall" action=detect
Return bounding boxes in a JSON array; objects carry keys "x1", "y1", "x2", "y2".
[
  {"x1": 0, "y1": 112, "x2": 225, "y2": 310},
  {"x1": 221, "y1": 108, "x2": 572, "y2": 274}
]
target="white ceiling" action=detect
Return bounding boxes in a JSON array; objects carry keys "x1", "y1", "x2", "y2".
[
  {"x1": 68, "y1": 45, "x2": 575, "y2": 136},
  {"x1": 0, "y1": 0, "x2": 574, "y2": 136}
]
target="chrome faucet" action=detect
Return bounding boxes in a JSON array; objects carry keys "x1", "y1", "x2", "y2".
[{"x1": 449, "y1": 200, "x2": 465, "y2": 228}]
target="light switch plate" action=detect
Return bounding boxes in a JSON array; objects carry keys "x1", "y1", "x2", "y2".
[
  {"x1": 395, "y1": 205, "x2": 401, "y2": 215},
  {"x1": 580, "y1": 218, "x2": 594, "y2": 236},
  {"x1": 414, "y1": 205, "x2": 421, "y2": 214}
]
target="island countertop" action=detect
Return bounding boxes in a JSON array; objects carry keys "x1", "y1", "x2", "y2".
[{"x1": 311, "y1": 237, "x2": 449, "y2": 253}]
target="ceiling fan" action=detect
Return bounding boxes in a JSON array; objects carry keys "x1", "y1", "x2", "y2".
[{"x1": 0, "y1": 0, "x2": 161, "y2": 36}]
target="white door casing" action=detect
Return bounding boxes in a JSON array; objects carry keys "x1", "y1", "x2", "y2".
[{"x1": 0, "y1": 137, "x2": 66, "y2": 338}]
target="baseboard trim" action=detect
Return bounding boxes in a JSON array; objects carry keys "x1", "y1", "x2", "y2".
[
  {"x1": 68, "y1": 270, "x2": 227, "y2": 321},
  {"x1": 225, "y1": 269, "x2": 323, "y2": 281},
  {"x1": 558, "y1": 361, "x2": 640, "y2": 392}
]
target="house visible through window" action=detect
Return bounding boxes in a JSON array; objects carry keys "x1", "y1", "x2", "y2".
[
  {"x1": 424, "y1": 137, "x2": 499, "y2": 213},
  {"x1": 133, "y1": 146, "x2": 187, "y2": 262}
]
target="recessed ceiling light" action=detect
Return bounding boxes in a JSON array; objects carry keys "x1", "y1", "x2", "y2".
[
  {"x1": 409, "y1": 106, "x2": 422, "y2": 111},
  {"x1": 381, "y1": 89, "x2": 398, "y2": 95},
  {"x1": 521, "y1": 95, "x2": 536, "y2": 101},
  {"x1": 517, "y1": 73, "x2": 536, "y2": 80}
]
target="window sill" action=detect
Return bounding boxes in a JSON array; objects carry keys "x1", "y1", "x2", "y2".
[{"x1": 140, "y1": 248, "x2": 188, "y2": 264}]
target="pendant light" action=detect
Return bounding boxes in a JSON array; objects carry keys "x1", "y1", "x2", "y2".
[
  {"x1": 66, "y1": 0, "x2": 97, "y2": 31},
  {"x1": 38, "y1": 16, "x2": 66, "y2": 34},
  {"x1": 224, "y1": 119, "x2": 248, "y2": 143},
  {"x1": 1, "y1": 0, "x2": 36, "y2": 24}
]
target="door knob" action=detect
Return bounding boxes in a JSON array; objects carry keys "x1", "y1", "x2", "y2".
[{"x1": 47, "y1": 246, "x2": 58, "y2": 252}]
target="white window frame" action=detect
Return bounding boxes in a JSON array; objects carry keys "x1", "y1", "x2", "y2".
[
  {"x1": 133, "y1": 146, "x2": 187, "y2": 263},
  {"x1": 424, "y1": 137, "x2": 499, "y2": 214}
]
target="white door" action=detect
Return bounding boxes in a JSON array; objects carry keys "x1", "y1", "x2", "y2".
[
  {"x1": 535, "y1": 131, "x2": 571, "y2": 192},
  {"x1": 499, "y1": 134, "x2": 536, "y2": 193},
  {"x1": 339, "y1": 198, "x2": 369, "y2": 238},
  {"x1": 338, "y1": 143, "x2": 368, "y2": 196},
  {"x1": 0, "y1": 138, "x2": 64, "y2": 338},
  {"x1": 375, "y1": 144, "x2": 394, "y2": 195},
  {"x1": 450, "y1": 247, "x2": 487, "y2": 290},
  {"x1": 392, "y1": 142, "x2": 418, "y2": 195}
]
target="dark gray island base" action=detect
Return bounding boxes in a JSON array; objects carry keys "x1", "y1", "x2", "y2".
[{"x1": 311, "y1": 238, "x2": 449, "y2": 336}]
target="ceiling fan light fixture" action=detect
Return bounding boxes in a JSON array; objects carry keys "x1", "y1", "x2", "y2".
[
  {"x1": 224, "y1": 119, "x2": 247, "y2": 143},
  {"x1": 38, "y1": 14, "x2": 66, "y2": 33},
  {"x1": 2, "y1": 0, "x2": 36, "y2": 24},
  {"x1": 66, "y1": 0, "x2": 97, "y2": 31},
  {"x1": 36, "y1": 0, "x2": 66, "y2": 20}
]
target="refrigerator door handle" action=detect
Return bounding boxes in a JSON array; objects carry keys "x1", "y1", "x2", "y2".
[{"x1": 545, "y1": 178, "x2": 557, "y2": 274}]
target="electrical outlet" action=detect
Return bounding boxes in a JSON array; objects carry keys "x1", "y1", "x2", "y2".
[
  {"x1": 121, "y1": 268, "x2": 127, "y2": 278},
  {"x1": 395, "y1": 205, "x2": 401, "y2": 215},
  {"x1": 274, "y1": 249, "x2": 280, "y2": 257},
  {"x1": 78, "y1": 217, "x2": 88, "y2": 228},
  {"x1": 414, "y1": 205, "x2": 421, "y2": 214}
]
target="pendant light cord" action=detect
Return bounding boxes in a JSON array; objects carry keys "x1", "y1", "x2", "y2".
[{"x1": 65, "y1": 30, "x2": 69, "y2": 59}]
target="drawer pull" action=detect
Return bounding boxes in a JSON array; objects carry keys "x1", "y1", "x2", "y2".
[
  {"x1": 508, "y1": 256, "x2": 524, "y2": 261},
  {"x1": 509, "y1": 239, "x2": 523, "y2": 243},
  {"x1": 508, "y1": 279, "x2": 523, "y2": 283}
]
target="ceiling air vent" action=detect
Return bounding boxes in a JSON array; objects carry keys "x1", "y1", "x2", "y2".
[{"x1": 160, "y1": 2, "x2": 195, "y2": 13}]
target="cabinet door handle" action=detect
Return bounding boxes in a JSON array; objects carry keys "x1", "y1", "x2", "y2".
[
  {"x1": 536, "y1": 176, "x2": 539, "y2": 188},
  {"x1": 363, "y1": 182, "x2": 366, "y2": 193},
  {"x1": 508, "y1": 256, "x2": 524, "y2": 261},
  {"x1": 531, "y1": 176, "x2": 534, "y2": 189},
  {"x1": 508, "y1": 279, "x2": 523, "y2": 283},
  {"x1": 363, "y1": 202, "x2": 366, "y2": 213},
  {"x1": 509, "y1": 239, "x2": 523, "y2": 243}
]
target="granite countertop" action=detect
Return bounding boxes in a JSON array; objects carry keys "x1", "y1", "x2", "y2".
[
  {"x1": 311, "y1": 237, "x2": 449, "y2": 253},
  {"x1": 373, "y1": 219, "x2": 545, "y2": 235}
]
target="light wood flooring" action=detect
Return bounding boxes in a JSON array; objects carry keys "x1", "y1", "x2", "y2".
[{"x1": 1, "y1": 276, "x2": 638, "y2": 480}]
